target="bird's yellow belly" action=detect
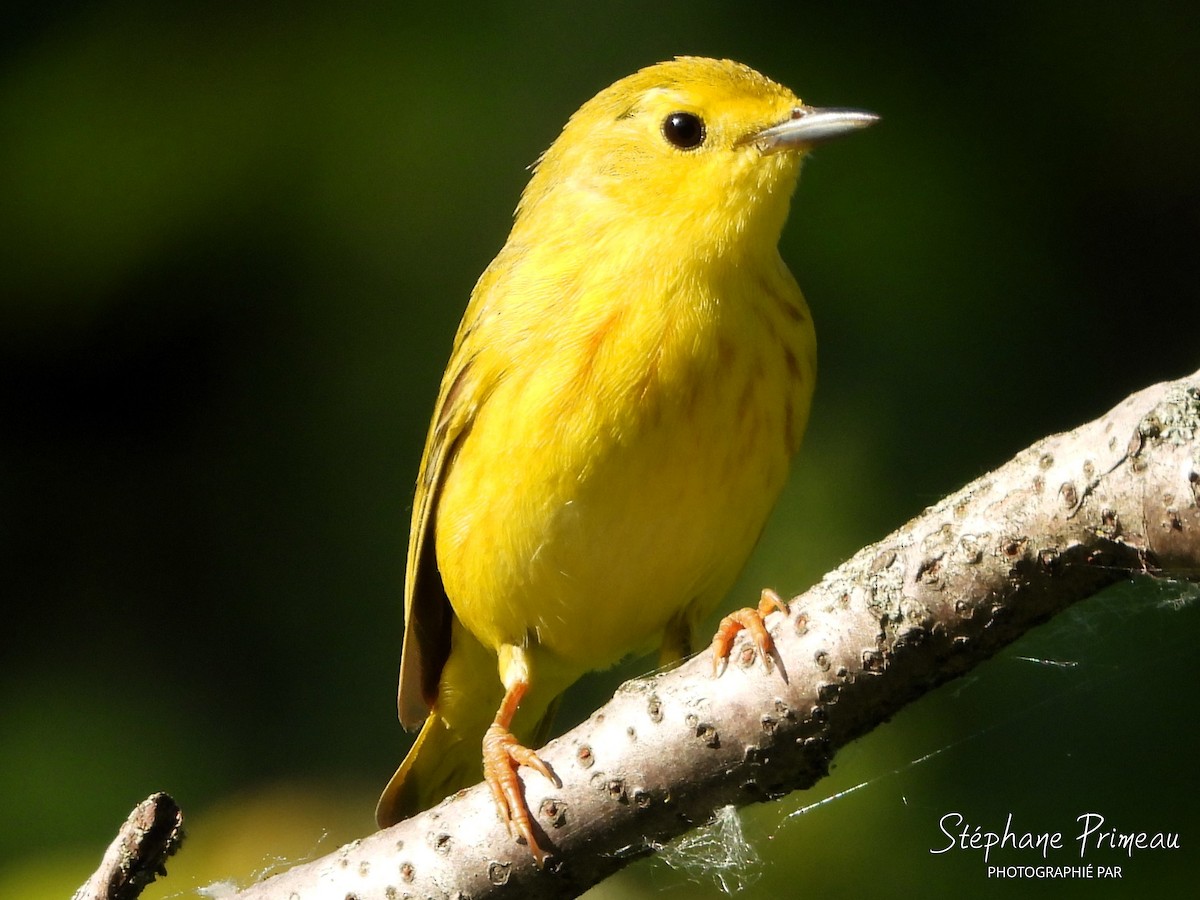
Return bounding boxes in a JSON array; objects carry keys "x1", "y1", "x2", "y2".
[{"x1": 434, "y1": 325, "x2": 806, "y2": 681}]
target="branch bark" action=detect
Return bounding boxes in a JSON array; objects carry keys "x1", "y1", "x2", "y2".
[
  {"x1": 218, "y1": 368, "x2": 1200, "y2": 897},
  {"x1": 72, "y1": 793, "x2": 185, "y2": 900}
]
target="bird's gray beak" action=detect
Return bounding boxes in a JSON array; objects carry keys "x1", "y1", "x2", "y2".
[{"x1": 745, "y1": 106, "x2": 879, "y2": 153}]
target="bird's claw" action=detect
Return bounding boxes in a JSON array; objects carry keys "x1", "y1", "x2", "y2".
[
  {"x1": 483, "y1": 723, "x2": 559, "y2": 867},
  {"x1": 710, "y1": 588, "x2": 789, "y2": 676}
]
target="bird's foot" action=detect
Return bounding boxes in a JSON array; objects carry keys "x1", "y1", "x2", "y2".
[
  {"x1": 483, "y1": 722, "x2": 560, "y2": 867},
  {"x1": 711, "y1": 587, "x2": 789, "y2": 676}
]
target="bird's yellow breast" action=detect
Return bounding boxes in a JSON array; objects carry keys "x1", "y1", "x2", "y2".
[{"x1": 433, "y1": 245, "x2": 814, "y2": 679}]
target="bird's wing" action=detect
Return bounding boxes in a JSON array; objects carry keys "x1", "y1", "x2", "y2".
[{"x1": 396, "y1": 264, "x2": 507, "y2": 728}]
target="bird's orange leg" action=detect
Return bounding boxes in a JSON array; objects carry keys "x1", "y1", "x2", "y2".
[
  {"x1": 711, "y1": 588, "x2": 789, "y2": 676},
  {"x1": 482, "y1": 677, "x2": 560, "y2": 866}
]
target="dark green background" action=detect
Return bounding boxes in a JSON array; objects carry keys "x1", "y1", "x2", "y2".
[{"x1": 2, "y1": 2, "x2": 1197, "y2": 897}]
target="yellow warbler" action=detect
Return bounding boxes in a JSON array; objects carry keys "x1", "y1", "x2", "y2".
[{"x1": 376, "y1": 56, "x2": 876, "y2": 863}]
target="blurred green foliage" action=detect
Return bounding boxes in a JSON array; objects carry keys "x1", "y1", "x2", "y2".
[{"x1": 1, "y1": 1, "x2": 1197, "y2": 897}]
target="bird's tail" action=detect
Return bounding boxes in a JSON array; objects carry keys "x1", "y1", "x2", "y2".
[{"x1": 375, "y1": 710, "x2": 472, "y2": 827}]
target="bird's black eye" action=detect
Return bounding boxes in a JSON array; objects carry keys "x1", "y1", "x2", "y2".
[{"x1": 662, "y1": 112, "x2": 705, "y2": 150}]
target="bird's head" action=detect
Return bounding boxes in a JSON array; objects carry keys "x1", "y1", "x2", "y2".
[{"x1": 516, "y1": 57, "x2": 876, "y2": 261}]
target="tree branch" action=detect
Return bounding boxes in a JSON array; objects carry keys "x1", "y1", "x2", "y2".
[
  {"x1": 212, "y1": 368, "x2": 1200, "y2": 897},
  {"x1": 72, "y1": 793, "x2": 185, "y2": 900}
]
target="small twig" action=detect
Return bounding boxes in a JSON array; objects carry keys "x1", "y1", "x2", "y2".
[{"x1": 72, "y1": 792, "x2": 185, "y2": 900}]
